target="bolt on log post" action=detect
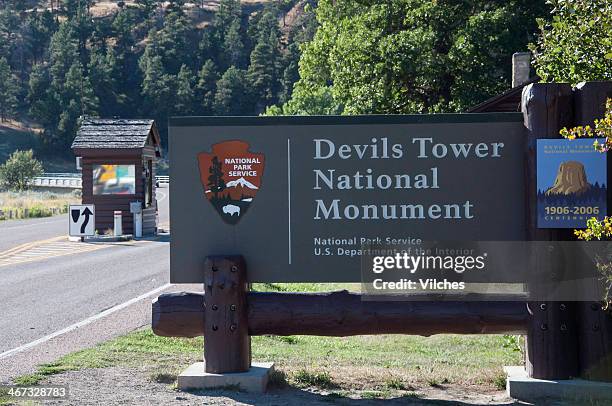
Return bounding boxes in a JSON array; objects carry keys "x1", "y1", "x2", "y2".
[{"x1": 204, "y1": 256, "x2": 250, "y2": 373}]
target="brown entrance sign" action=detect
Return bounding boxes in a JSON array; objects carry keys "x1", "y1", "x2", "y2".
[
  {"x1": 157, "y1": 83, "x2": 612, "y2": 391},
  {"x1": 170, "y1": 114, "x2": 526, "y2": 283}
]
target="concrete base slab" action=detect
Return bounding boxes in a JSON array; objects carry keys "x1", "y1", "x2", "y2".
[
  {"x1": 178, "y1": 362, "x2": 274, "y2": 393},
  {"x1": 505, "y1": 366, "x2": 612, "y2": 403},
  {"x1": 83, "y1": 235, "x2": 133, "y2": 243}
]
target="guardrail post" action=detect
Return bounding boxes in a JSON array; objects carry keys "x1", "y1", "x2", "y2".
[
  {"x1": 522, "y1": 82, "x2": 578, "y2": 380},
  {"x1": 204, "y1": 255, "x2": 250, "y2": 373}
]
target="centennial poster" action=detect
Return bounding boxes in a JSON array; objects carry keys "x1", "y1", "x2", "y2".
[{"x1": 537, "y1": 138, "x2": 607, "y2": 228}]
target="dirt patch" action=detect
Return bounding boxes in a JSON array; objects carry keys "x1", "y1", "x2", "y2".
[{"x1": 40, "y1": 366, "x2": 523, "y2": 405}]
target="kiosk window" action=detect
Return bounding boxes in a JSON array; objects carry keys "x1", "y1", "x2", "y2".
[{"x1": 93, "y1": 165, "x2": 136, "y2": 195}]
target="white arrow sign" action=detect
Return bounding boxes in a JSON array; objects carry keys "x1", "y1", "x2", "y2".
[{"x1": 69, "y1": 205, "x2": 95, "y2": 237}]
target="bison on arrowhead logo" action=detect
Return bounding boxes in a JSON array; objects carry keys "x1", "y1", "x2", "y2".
[{"x1": 197, "y1": 140, "x2": 265, "y2": 225}]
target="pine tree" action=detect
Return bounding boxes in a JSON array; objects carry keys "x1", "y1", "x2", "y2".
[
  {"x1": 57, "y1": 61, "x2": 98, "y2": 146},
  {"x1": 196, "y1": 59, "x2": 218, "y2": 115},
  {"x1": 38, "y1": 22, "x2": 79, "y2": 145},
  {"x1": 0, "y1": 8, "x2": 19, "y2": 62},
  {"x1": 198, "y1": 29, "x2": 219, "y2": 68},
  {"x1": 175, "y1": 64, "x2": 195, "y2": 115},
  {"x1": 111, "y1": 8, "x2": 141, "y2": 108},
  {"x1": 214, "y1": 66, "x2": 249, "y2": 115},
  {"x1": 48, "y1": 23, "x2": 79, "y2": 87},
  {"x1": 158, "y1": 9, "x2": 191, "y2": 74},
  {"x1": 247, "y1": 30, "x2": 280, "y2": 111},
  {"x1": 223, "y1": 20, "x2": 244, "y2": 69},
  {"x1": 24, "y1": 10, "x2": 57, "y2": 64},
  {"x1": 64, "y1": 61, "x2": 97, "y2": 108},
  {"x1": 279, "y1": 42, "x2": 300, "y2": 104},
  {"x1": 0, "y1": 57, "x2": 18, "y2": 121},
  {"x1": 214, "y1": 0, "x2": 241, "y2": 38},
  {"x1": 32, "y1": 21, "x2": 99, "y2": 147},
  {"x1": 53, "y1": 0, "x2": 94, "y2": 69},
  {"x1": 60, "y1": 0, "x2": 94, "y2": 19},
  {"x1": 28, "y1": 63, "x2": 53, "y2": 129},
  {"x1": 141, "y1": 55, "x2": 174, "y2": 113},
  {"x1": 136, "y1": 0, "x2": 159, "y2": 19},
  {"x1": 88, "y1": 46, "x2": 117, "y2": 116},
  {"x1": 141, "y1": 53, "x2": 175, "y2": 140}
]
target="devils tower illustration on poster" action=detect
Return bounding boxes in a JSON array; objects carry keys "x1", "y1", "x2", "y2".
[
  {"x1": 537, "y1": 138, "x2": 606, "y2": 228},
  {"x1": 197, "y1": 140, "x2": 265, "y2": 225}
]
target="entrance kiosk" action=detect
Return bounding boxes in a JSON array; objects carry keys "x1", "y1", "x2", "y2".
[{"x1": 71, "y1": 118, "x2": 162, "y2": 236}]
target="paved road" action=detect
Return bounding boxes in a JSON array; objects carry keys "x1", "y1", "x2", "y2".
[
  {"x1": 0, "y1": 238, "x2": 169, "y2": 354},
  {"x1": 0, "y1": 185, "x2": 176, "y2": 382},
  {"x1": 0, "y1": 215, "x2": 66, "y2": 252}
]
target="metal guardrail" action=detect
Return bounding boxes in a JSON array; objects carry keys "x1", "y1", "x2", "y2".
[
  {"x1": 31, "y1": 174, "x2": 169, "y2": 189},
  {"x1": 42, "y1": 173, "x2": 81, "y2": 178},
  {"x1": 32, "y1": 173, "x2": 82, "y2": 189},
  {"x1": 156, "y1": 175, "x2": 169, "y2": 185}
]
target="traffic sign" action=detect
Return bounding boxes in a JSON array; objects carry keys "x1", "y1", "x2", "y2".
[{"x1": 69, "y1": 205, "x2": 95, "y2": 237}]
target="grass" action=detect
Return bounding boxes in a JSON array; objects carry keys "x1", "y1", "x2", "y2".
[
  {"x1": 15, "y1": 329, "x2": 522, "y2": 397},
  {"x1": 491, "y1": 373, "x2": 507, "y2": 390},
  {"x1": 384, "y1": 376, "x2": 410, "y2": 390},
  {"x1": 14, "y1": 283, "x2": 523, "y2": 399},
  {"x1": 293, "y1": 370, "x2": 338, "y2": 389},
  {"x1": 0, "y1": 190, "x2": 79, "y2": 220},
  {"x1": 251, "y1": 282, "x2": 360, "y2": 292},
  {"x1": 0, "y1": 387, "x2": 10, "y2": 406}
]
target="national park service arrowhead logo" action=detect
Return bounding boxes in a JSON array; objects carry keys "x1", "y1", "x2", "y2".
[{"x1": 197, "y1": 140, "x2": 265, "y2": 225}]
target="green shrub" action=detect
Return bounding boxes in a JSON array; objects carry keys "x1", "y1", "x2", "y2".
[
  {"x1": 0, "y1": 150, "x2": 44, "y2": 191},
  {"x1": 28, "y1": 205, "x2": 51, "y2": 218}
]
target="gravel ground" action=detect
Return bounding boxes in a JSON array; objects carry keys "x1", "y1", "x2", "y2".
[{"x1": 37, "y1": 366, "x2": 528, "y2": 406}]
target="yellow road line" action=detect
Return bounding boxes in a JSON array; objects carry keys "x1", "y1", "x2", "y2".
[
  {"x1": 0, "y1": 236, "x2": 65, "y2": 259},
  {"x1": 0, "y1": 233, "x2": 163, "y2": 268},
  {"x1": 0, "y1": 237, "x2": 108, "y2": 268}
]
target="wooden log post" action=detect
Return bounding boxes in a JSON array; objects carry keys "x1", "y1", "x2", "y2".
[
  {"x1": 203, "y1": 256, "x2": 250, "y2": 373},
  {"x1": 574, "y1": 81, "x2": 612, "y2": 381},
  {"x1": 522, "y1": 82, "x2": 578, "y2": 380},
  {"x1": 153, "y1": 291, "x2": 529, "y2": 338}
]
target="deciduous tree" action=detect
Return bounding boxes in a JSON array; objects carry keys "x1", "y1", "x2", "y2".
[
  {"x1": 530, "y1": 0, "x2": 612, "y2": 84},
  {"x1": 277, "y1": 0, "x2": 548, "y2": 115},
  {"x1": 0, "y1": 150, "x2": 44, "y2": 191}
]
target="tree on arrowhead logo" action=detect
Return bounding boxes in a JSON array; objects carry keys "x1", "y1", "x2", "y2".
[{"x1": 197, "y1": 140, "x2": 265, "y2": 225}]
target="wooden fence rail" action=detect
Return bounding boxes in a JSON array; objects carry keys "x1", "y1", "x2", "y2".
[{"x1": 152, "y1": 290, "x2": 529, "y2": 338}]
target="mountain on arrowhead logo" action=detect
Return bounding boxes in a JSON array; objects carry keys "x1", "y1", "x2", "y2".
[{"x1": 197, "y1": 140, "x2": 265, "y2": 225}]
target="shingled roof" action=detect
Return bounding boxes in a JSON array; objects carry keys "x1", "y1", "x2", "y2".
[
  {"x1": 71, "y1": 118, "x2": 161, "y2": 155},
  {"x1": 467, "y1": 78, "x2": 539, "y2": 113}
]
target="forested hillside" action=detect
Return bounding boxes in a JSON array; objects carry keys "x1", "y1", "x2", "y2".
[
  {"x1": 0, "y1": 0, "x2": 316, "y2": 149},
  {"x1": 0, "y1": 0, "x2": 552, "y2": 154}
]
